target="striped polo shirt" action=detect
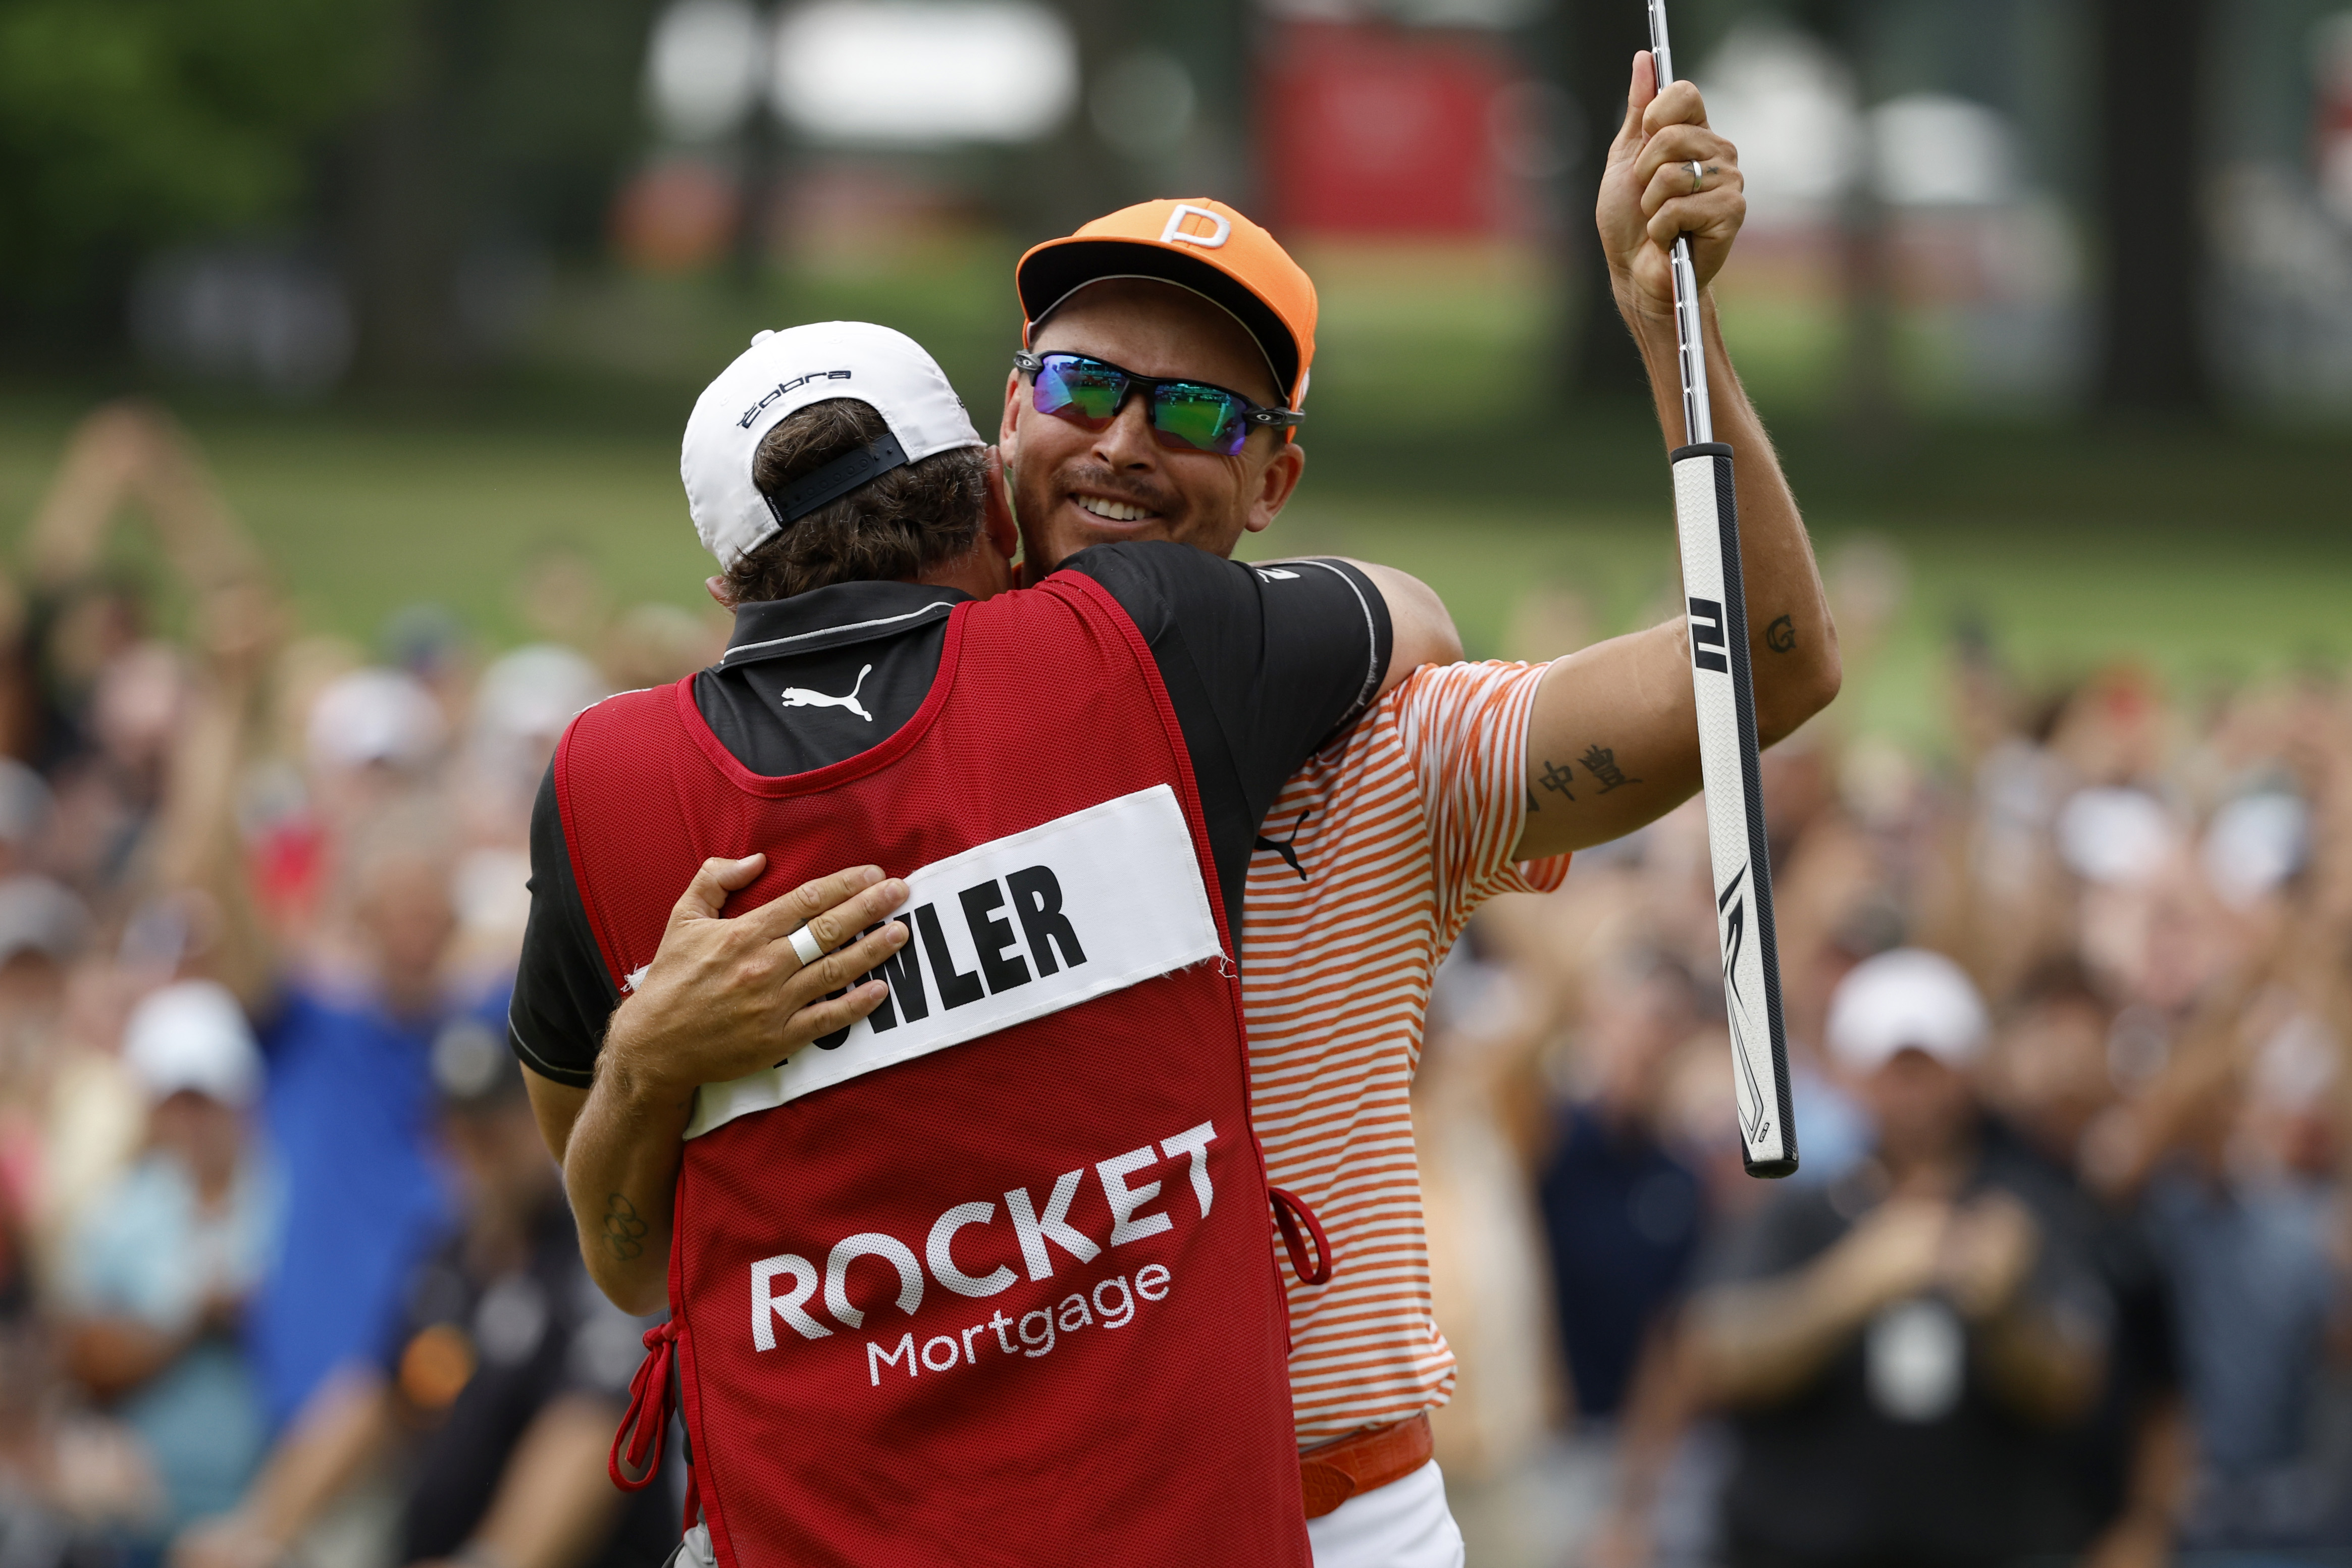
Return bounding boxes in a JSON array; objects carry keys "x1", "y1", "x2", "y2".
[{"x1": 1240, "y1": 660, "x2": 1570, "y2": 1447}]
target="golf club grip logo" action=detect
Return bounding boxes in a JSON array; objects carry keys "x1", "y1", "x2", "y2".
[
  {"x1": 1688, "y1": 597, "x2": 1729, "y2": 673},
  {"x1": 1716, "y1": 863, "x2": 1770, "y2": 1148}
]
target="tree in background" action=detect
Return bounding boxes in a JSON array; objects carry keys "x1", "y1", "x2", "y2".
[
  {"x1": 1560, "y1": 0, "x2": 1657, "y2": 400},
  {"x1": 333, "y1": 0, "x2": 657, "y2": 381},
  {"x1": 0, "y1": 0, "x2": 393, "y2": 349},
  {"x1": 0, "y1": 0, "x2": 657, "y2": 383},
  {"x1": 2094, "y1": 0, "x2": 2214, "y2": 415}
]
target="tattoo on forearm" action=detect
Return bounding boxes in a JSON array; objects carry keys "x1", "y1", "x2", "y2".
[
  {"x1": 1578, "y1": 745, "x2": 1641, "y2": 794},
  {"x1": 1537, "y1": 758, "x2": 1577, "y2": 802},
  {"x1": 1765, "y1": 614, "x2": 1796, "y2": 653},
  {"x1": 601, "y1": 1193, "x2": 648, "y2": 1262}
]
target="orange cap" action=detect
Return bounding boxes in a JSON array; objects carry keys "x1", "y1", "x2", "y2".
[{"x1": 1016, "y1": 198, "x2": 1318, "y2": 419}]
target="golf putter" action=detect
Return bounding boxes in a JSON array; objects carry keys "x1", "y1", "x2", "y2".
[{"x1": 1645, "y1": 0, "x2": 1797, "y2": 1177}]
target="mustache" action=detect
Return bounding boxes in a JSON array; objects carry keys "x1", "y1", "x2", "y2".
[{"x1": 1049, "y1": 462, "x2": 1179, "y2": 516}]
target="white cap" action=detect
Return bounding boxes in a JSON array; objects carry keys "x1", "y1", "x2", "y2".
[
  {"x1": 2203, "y1": 791, "x2": 2309, "y2": 909},
  {"x1": 0, "y1": 759, "x2": 52, "y2": 847},
  {"x1": 681, "y1": 322, "x2": 983, "y2": 570},
  {"x1": 0, "y1": 875, "x2": 86, "y2": 966},
  {"x1": 123, "y1": 979, "x2": 263, "y2": 1108},
  {"x1": 1825, "y1": 948, "x2": 1989, "y2": 1074},
  {"x1": 306, "y1": 667, "x2": 447, "y2": 773},
  {"x1": 2056, "y1": 787, "x2": 2177, "y2": 888},
  {"x1": 471, "y1": 644, "x2": 607, "y2": 745}
]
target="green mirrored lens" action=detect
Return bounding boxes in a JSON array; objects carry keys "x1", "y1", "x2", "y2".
[
  {"x1": 1152, "y1": 386, "x2": 1243, "y2": 453},
  {"x1": 1035, "y1": 357, "x2": 1126, "y2": 426}
]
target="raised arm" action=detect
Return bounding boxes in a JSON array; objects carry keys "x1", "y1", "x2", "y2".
[{"x1": 1516, "y1": 53, "x2": 1840, "y2": 861}]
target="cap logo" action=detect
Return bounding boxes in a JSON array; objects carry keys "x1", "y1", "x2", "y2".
[
  {"x1": 739, "y1": 369, "x2": 852, "y2": 430},
  {"x1": 1159, "y1": 204, "x2": 1231, "y2": 249}
]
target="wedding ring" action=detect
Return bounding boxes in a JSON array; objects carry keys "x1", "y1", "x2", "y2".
[{"x1": 1688, "y1": 160, "x2": 1705, "y2": 194}]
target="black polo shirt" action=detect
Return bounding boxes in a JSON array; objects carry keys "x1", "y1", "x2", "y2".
[
  {"x1": 390, "y1": 1195, "x2": 674, "y2": 1568},
  {"x1": 509, "y1": 541, "x2": 1390, "y2": 1087},
  {"x1": 1702, "y1": 1125, "x2": 2120, "y2": 1566}
]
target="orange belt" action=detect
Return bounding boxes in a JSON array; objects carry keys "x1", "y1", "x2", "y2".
[{"x1": 1298, "y1": 1413, "x2": 1434, "y2": 1519}]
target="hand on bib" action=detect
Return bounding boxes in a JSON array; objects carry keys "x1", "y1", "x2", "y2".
[{"x1": 606, "y1": 857, "x2": 912, "y2": 1095}]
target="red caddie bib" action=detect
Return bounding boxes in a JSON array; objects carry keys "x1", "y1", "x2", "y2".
[{"x1": 553, "y1": 574, "x2": 1317, "y2": 1568}]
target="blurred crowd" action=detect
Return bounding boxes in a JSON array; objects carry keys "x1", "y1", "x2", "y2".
[
  {"x1": 1425, "y1": 559, "x2": 2352, "y2": 1565},
  {"x1": 0, "y1": 405, "x2": 717, "y2": 1568},
  {"x1": 4, "y1": 402, "x2": 2347, "y2": 1568}
]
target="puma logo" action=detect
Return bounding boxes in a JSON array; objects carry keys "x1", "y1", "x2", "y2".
[
  {"x1": 1254, "y1": 810, "x2": 1310, "y2": 881},
  {"x1": 779, "y1": 664, "x2": 875, "y2": 722}
]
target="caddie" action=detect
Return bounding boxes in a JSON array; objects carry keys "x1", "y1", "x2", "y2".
[{"x1": 506, "y1": 321, "x2": 1459, "y2": 1565}]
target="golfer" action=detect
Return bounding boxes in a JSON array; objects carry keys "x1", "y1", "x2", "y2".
[
  {"x1": 508, "y1": 321, "x2": 1456, "y2": 1564},
  {"x1": 739, "y1": 54, "x2": 1837, "y2": 1564}
]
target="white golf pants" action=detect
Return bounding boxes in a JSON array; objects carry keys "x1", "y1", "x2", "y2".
[{"x1": 1308, "y1": 1460, "x2": 1467, "y2": 1568}]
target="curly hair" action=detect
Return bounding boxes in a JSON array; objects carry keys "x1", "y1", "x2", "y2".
[{"x1": 726, "y1": 398, "x2": 986, "y2": 604}]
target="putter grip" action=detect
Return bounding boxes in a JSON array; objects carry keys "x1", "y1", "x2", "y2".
[{"x1": 1670, "y1": 442, "x2": 1798, "y2": 1178}]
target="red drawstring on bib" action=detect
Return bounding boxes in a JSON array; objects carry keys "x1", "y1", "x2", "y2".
[
  {"x1": 608, "y1": 1318, "x2": 682, "y2": 1492},
  {"x1": 1270, "y1": 1187, "x2": 1333, "y2": 1285}
]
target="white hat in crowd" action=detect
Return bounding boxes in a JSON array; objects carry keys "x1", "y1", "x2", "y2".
[
  {"x1": 123, "y1": 979, "x2": 263, "y2": 1109},
  {"x1": 1825, "y1": 948, "x2": 1990, "y2": 1074},
  {"x1": 2055, "y1": 786, "x2": 2177, "y2": 888},
  {"x1": 681, "y1": 322, "x2": 984, "y2": 571},
  {"x1": 2202, "y1": 791, "x2": 2310, "y2": 909},
  {"x1": 0, "y1": 759, "x2": 53, "y2": 850},
  {"x1": 306, "y1": 667, "x2": 447, "y2": 774},
  {"x1": 471, "y1": 644, "x2": 608, "y2": 746},
  {"x1": 0, "y1": 875, "x2": 88, "y2": 967}
]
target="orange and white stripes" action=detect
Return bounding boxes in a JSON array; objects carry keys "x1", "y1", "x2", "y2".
[{"x1": 1239, "y1": 660, "x2": 1569, "y2": 1447}]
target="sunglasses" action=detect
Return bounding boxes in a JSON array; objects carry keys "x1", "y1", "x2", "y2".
[{"x1": 1015, "y1": 351, "x2": 1304, "y2": 457}]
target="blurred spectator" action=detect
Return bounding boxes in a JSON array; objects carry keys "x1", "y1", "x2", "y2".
[
  {"x1": 0, "y1": 759, "x2": 55, "y2": 877},
  {"x1": 0, "y1": 1319, "x2": 144, "y2": 1568},
  {"x1": 1535, "y1": 949, "x2": 1706, "y2": 1424},
  {"x1": 0, "y1": 403, "x2": 667, "y2": 1568},
  {"x1": 599, "y1": 603, "x2": 725, "y2": 695},
  {"x1": 1981, "y1": 960, "x2": 2187, "y2": 1568},
  {"x1": 1686, "y1": 949, "x2": 2114, "y2": 1566},
  {"x1": 0, "y1": 875, "x2": 94, "y2": 1237},
  {"x1": 2110, "y1": 1014, "x2": 2348, "y2": 1550},
  {"x1": 464, "y1": 647, "x2": 602, "y2": 806},
  {"x1": 302, "y1": 668, "x2": 447, "y2": 828},
  {"x1": 58, "y1": 981, "x2": 273, "y2": 1540},
  {"x1": 1417, "y1": 936, "x2": 1561, "y2": 1482},
  {"x1": 26, "y1": 578, "x2": 146, "y2": 778},
  {"x1": 448, "y1": 647, "x2": 605, "y2": 973},
  {"x1": 172, "y1": 1020, "x2": 668, "y2": 1568},
  {"x1": 245, "y1": 805, "x2": 489, "y2": 1429},
  {"x1": 43, "y1": 643, "x2": 189, "y2": 899}
]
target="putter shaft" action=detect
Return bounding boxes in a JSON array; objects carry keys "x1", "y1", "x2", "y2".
[{"x1": 1646, "y1": 0, "x2": 1714, "y2": 446}]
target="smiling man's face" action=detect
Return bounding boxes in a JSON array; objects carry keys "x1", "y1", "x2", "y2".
[{"x1": 999, "y1": 277, "x2": 1305, "y2": 573}]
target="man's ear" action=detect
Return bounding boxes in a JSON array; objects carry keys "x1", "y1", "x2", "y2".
[
  {"x1": 1244, "y1": 442, "x2": 1307, "y2": 536},
  {"x1": 999, "y1": 367, "x2": 1025, "y2": 449},
  {"x1": 705, "y1": 574, "x2": 737, "y2": 609},
  {"x1": 983, "y1": 447, "x2": 1019, "y2": 561}
]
